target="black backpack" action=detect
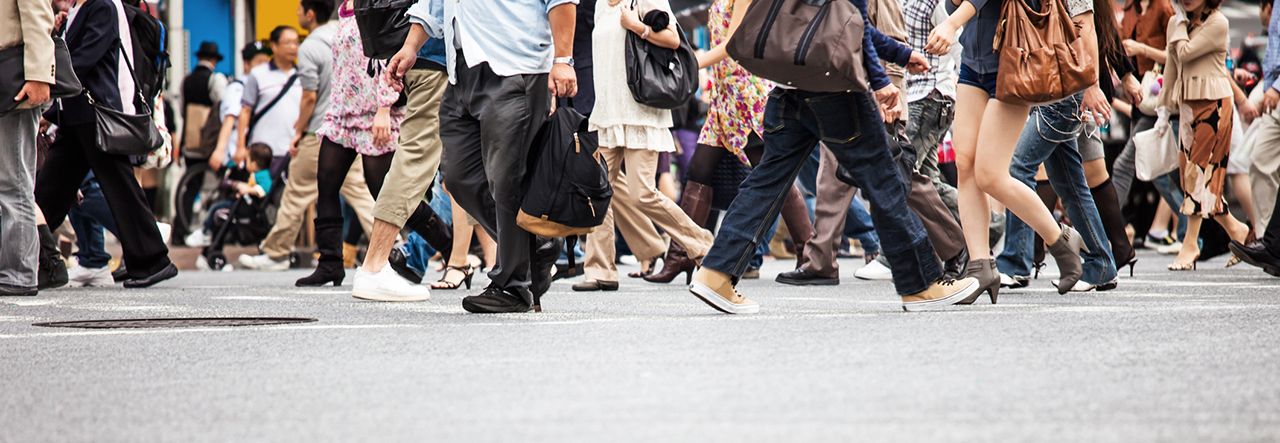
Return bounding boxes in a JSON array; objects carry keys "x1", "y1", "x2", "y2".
[
  {"x1": 123, "y1": 2, "x2": 169, "y2": 109},
  {"x1": 516, "y1": 105, "x2": 612, "y2": 237}
]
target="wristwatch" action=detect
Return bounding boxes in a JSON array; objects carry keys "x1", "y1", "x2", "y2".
[{"x1": 553, "y1": 56, "x2": 575, "y2": 67}]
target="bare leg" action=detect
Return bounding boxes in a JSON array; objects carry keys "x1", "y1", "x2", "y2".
[
  {"x1": 953, "y1": 86, "x2": 995, "y2": 259},
  {"x1": 477, "y1": 227, "x2": 496, "y2": 270},
  {"x1": 359, "y1": 219, "x2": 402, "y2": 274},
  {"x1": 1150, "y1": 200, "x2": 1173, "y2": 238},
  {"x1": 1229, "y1": 174, "x2": 1259, "y2": 231},
  {"x1": 973, "y1": 99, "x2": 1063, "y2": 249},
  {"x1": 1172, "y1": 217, "x2": 1203, "y2": 268}
]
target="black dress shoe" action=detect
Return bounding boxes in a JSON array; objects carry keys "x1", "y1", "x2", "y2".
[
  {"x1": 123, "y1": 263, "x2": 178, "y2": 288},
  {"x1": 571, "y1": 279, "x2": 619, "y2": 292},
  {"x1": 530, "y1": 237, "x2": 563, "y2": 299},
  {"x1": 0, "y1": 284, "x2": 38, "y2": 296},
  {"x1": 388, "y1": 248, "x2": 424, "y2": 284},
  {"x1": 112, "y1": 266, "x2": 129, "y2": 282},
  {"x1": 462, "y1": 286, "x2": 533, "y2": 314},
  {"x1": 1229, "y1": 240, "x2": 1280, "y2": 276},
  {"x1": 775, "y1": 268, "x2": 839, "y2": 286},
  {"x1": 553, "y1": 262, "x2": 584, "y2": 281}
]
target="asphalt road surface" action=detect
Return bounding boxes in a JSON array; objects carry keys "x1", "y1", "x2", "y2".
[{"x1": 3, "y1": 250, "x2": 1279, "y2": 442}]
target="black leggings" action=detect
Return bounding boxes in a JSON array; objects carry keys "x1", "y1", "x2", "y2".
[
  {"x1": 316, "y1": 137, "x2": 394, "y2": 220},
  {"x1": 685, "y1": 134, "x2": 766, "y2": 185}
]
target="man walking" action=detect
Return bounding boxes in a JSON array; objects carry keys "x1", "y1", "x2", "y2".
[
  {"x1": 235, "y1": 26, "x2": 303, "y2": 175},
  {"x1": 238, "y1": 2, "x2": 379, "y2": 270},
  {"x1": 417, "y1": 0, "x2": 579, "y2": 313},
  {"x1": 0, "y1": 0, "x2": 55, "y2": 296}
]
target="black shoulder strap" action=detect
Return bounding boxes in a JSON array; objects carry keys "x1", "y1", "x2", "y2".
[{"x1": 247, "y1": 73, "x2": 299, "y2": 135}]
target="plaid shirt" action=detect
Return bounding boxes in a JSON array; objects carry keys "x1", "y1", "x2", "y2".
[
  {"x1": 903, "y1": 0, "x2": 960, "y2": 102},
  {"x1": 1266, "y1": 0, "x2": 1280, "y2": 92}
]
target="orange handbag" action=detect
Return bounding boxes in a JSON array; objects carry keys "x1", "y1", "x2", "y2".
[{"x1": 993, "y1": 0, "x2": 1096, "y2": 105}]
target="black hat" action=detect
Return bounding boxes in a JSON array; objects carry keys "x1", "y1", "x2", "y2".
[
  {"x1": 240, "y1": 40, "x2": 272, "y2": 61},
  {"x1": 195, "y1": 41, "x2": 223, "y2": 62}
]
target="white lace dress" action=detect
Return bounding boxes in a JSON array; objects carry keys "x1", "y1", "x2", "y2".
[{"x1": 588, "y1": 0, "x2": 676, "y2": 152}]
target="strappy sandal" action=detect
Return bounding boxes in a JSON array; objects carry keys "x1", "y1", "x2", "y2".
[
  {"x1": 1226, "y1": 231, "x2": 1257, "y2": 268},
  {"x1": 432, "y1": 265, "x2": 474, "y2": 290}
]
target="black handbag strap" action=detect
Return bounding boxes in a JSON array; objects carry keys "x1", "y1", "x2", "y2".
[
  {"x1": 247, "y1": 73, "x2": 299, "y2": 136},
  {"x1": 86, "y1": 39, "x2": 152, "y2": 117}
]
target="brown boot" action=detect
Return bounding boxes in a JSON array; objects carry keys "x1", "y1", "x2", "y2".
[
  {"x1": 647, "y1": 181, "x2": 712, "y2": 284},
  {"x1": 688, "y1": 268, "x2": 758, "y2": 314},
  {"x1": 901, "y1": 277, "x2": 980, "y2": 312}
]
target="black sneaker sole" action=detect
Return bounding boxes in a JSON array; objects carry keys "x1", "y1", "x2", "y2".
[
  {"x1": 462, "y1": 297, "x2": 532, "y2": 314},
  {"x1": 775, "y1": 276, "x2": 839, "y2": 286}
]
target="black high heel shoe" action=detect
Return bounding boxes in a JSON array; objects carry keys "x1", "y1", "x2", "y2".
[
  {"x1": 1123, "y1": 256, "x2": 1138, "y2": 277},
  {"x1": 432, "y1": 265, "x2": 474, "y2": 290},
  {"x1": 1032, "y1": 262, "x2": 1046, "y2": 279}
]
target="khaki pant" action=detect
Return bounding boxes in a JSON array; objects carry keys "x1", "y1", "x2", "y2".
[
  {"x1": 801, "y1": 146, "x2": 859, "y2": 276},
  {"x1": 260, "y1": 133, "x2": 375, "y2": 259},
  {"x1": 1249, "y1": 109, "x2": 1280, "y2": 233},
  {"x1": 375, "y1": 69, "x2": 449, "y2": 227},
  {"x1": 584, "y1": 147, "x2": 712, "y2": 282}
]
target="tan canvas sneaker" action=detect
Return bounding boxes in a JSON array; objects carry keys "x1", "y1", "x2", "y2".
[
  {"x1": 688, "y1": 268, "x2": 760, "y2": 314},
  {"x1": 901, "y1": 277, "x2": 980, "y2": 312}
]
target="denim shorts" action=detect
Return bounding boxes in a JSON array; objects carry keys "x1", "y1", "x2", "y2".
[{"x1": 958, "y1": 64, "x2": 998, "y2": 98}]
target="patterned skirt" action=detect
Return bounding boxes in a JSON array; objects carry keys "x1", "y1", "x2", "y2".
[{"x1": 1177, "y1": 98, "x2": 1234, "y2": 218}]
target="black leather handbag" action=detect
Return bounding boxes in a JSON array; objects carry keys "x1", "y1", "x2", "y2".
[
  {"x1": 90, "y1": 43, "x2": 163, "y2": 156},
  {"x1": 353, "y1": 0, "x2": 414, "y2": 59},
  {"x1": 0, "y1": 37, "x2": 83, "y2": 114},
  {"x1": 624, "y1": 3, "x2": 698, "y2": 109}
]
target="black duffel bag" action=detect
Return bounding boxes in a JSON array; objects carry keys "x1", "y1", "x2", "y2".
[
  {"x1": 353, "y1": 0, "x2": 413, "y2": 59},
  {"x1": 517, "y1": 103, "x2": 613, "y2": 237},
  {"x1": 624, "y1": 3, "x2": 699, "y2": 109}
]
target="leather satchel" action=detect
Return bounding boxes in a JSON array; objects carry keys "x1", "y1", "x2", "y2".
[
  {"x1": 0, "y1": 37, "x2": 83, "y2": 114},
  {"x1": 91, "y1": 42, "x2": 164, "y2": 156},
  {"x1": 726, "y1": 0, "x2": 868, "y2": 92},
  {"x1": 353, "y1": 0, "x2": 413, "y2": 60},
  {"x1": 624, "y1": 5, "x2": 699, "y2": 109},
  {"x1": 993, "y1": 0, "x2": 1095, "y2": 105}
]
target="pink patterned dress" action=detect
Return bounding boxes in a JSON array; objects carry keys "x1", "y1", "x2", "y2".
[
  {"x1": 316, "y1": 6, "x2": 406, "y2": 156},
  {"x1": 696, "y1": 0, "x2": 774, "y2": 165}
]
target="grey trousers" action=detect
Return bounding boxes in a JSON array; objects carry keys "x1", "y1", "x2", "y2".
[
  {"x1": 0, "y1": 108, "x2": 41, "y2": 288},
  {"x1": 906, "y1": 93, "x2": 959, "y2": 217},
  {"x1": 439, "y1": 51, "x2": 550, "y2": 301}
]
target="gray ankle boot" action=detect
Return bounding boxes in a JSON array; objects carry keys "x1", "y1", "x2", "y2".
[{"x1": 1048, "y1": 225, "x2": 1087, "y2": 295}]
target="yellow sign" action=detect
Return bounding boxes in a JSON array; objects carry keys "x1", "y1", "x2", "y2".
[{"x1": 255, "y1": 0, "x2": 302, "y2": 40}]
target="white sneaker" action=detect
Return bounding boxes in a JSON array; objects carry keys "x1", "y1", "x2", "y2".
[
  {"x1": 237, "y1": 253, "x2": 290, "y2": 271},
  {"x1": 999, "y1": 273, "x2": 1030, "y2": 289},
  {"x1": 155, "y1": 222, "x2": 172, "y2": 245},
  {"x1": 352, "y1": 266, "x2": 431, "y2": 302},
  {"x1": 1157, "y1": 242, "x2": 1184, "y2": 255},
  {"x1": 67, "y1": 265, "x2": 115, "y2": 287},
  {"x1": 194, "y1": 255, "x2": 232, "y2": 272},
  {"x1": 1052, "y1": 278, "x2": 1118, "y2": 292},
  {"x1": 853, "y1": 260, "x2": 893, "y2": 281},
  {"x1": 184, "y1": 231, "x2": 209, "y2": 247}
]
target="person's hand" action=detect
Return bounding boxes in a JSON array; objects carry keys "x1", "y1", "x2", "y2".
[
  {"x1": 549, "y1": 63, "x2": 578, "y2": 98},
  {"x1": 924, "y1": 21, "x2": 957, "y2": 55},
  {"x1": 1238, "y1": 99, "x2": 1260, "y2": 124},
  {"x1": 874, "y1": 83, "x2": 901, "y2": 111},
  {"x1": 1121, "y1": 39, "x2": 1147, "y2": 58},
  {"x1": 14, "y1": 81, "x2": 51, "y2": 106},
  {"x1": 53, "y1": 12, "x2": 67, "y2": 33},
  {"x1": 620, "y1": 4, "x2": 644, "y2": 33},
  {"x1": 880, "y1": 91, "x2": 905, "y2": 123},
  {"x1": 232, "y1": 146, "x2": 248, "y2": 167},
  {"x1": 39, "y1": 118, "x2": 51, "y2": 135},
  {"x1": 1263, "y1": 88, "x2": 1280, "y2": 113},
  {"x1": 1123, "y1": 75, "x2": 1144, "y2": 105},
  {"x1": 1234, "y1": 69, "x2": 1258, "y2": 85},
  {"x1": 385, "y1": 47, "x2": 416, "y2": 92},
  {"x1": 289, "y1": 133, "x2": 302, "y2": 157},
  {"x1": 1080, "y1": 85, "x2": 1111, "y2": 126},
  {"x1": 208, "y1": 147, "x2": 225, "y2": 171},
  {"x1": 906, "y1": 51, "x2": 931, "y2": 74},
  {"x1": 373, "y1": 108, "x2": 392, "y2": 146}
]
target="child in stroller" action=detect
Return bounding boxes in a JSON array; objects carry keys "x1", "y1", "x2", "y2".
[{"x1": 190, "y1": 143, "x2": 276, "y2": 271}]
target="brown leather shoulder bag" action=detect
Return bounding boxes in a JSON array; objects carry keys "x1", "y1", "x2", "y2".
[
  {"x1": 993, "y1": 0, "x2": 1096, "y2": 105},
  {"x1": 726, "y1": 0, "x2": 868, "y2": 92}
]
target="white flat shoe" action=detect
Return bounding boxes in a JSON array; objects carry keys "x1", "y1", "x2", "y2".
[{"x1": 352, "y1": 266, "x2": 431, "y2": 302}]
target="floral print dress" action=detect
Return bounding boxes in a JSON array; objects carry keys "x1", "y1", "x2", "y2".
[
  {"x1": 696, "y1": 0, "x2": 774, "y2": 165},
  {"x1": 316, "y1": 6, "x2": 406, "y2": 156}
]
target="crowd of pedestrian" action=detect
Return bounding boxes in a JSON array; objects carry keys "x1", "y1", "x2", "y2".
[{"x1": 4, "y1": 0, "x2": 1280, "y2": 314}]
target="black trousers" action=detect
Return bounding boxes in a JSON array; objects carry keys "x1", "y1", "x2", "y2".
[
  {"x1": 35, "y1": 124, "x2": 171, "y2": 277},
  {"x1": 440, "y1": 51, "x2": 550, "y2": 297}
]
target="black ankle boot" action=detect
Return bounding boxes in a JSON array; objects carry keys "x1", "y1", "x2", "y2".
[
  {"x1": 37, "y1": 224, "x2": 68, "y2": 290},
  {"x1": 296, "y1": 217, "x2": 346, "y2": 287}
]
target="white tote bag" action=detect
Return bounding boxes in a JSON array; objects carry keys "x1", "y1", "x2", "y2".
[{"x1": 1134, "y1": 107, "x2": 1180, "y2": 181}]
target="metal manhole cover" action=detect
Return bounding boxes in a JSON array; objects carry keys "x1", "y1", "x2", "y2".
[{"x1": 33, "y1": 317, "x2": 318, "y2": 329}]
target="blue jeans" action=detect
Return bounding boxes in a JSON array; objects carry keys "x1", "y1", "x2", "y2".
[
  {"x1": 702, "y1": 89, "x2": 940, "y2": 295},
  {"x1": 795, "y1": 143, "x2": 881, "y2": 255},
  {"x1": 68, "y1": 178, "x2": 117, "y2": 269},
  {"x1": 998, "y1": 93, "x2": 1117, "y2": 284}
]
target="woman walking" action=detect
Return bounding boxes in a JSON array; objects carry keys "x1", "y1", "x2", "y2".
[
  {"x1": 1162, "y1": 0, "x2": 1252, "y2": 270},
  {"x1": 645, "y1": 0, "x2": 815, "y2": 284},
  {"x1": 926, "y1": 0, "x2": 1090, "y2": 295},
  {"x1": 296, "y1": 0, "x2": 451, "y2": 287},
  {"x1": 573, "y1": 0, "x2": 715, "y2": 291}
]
